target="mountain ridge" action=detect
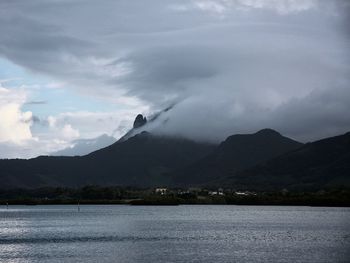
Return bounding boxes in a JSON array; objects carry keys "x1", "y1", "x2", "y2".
[
  {"x1": 222, "y1": 131, "x2": 350, "y2": 190},
  {"x1": 0, "y1": 131, "x2": 216, "y2": 188},
  {"x1": 172, "y1": 128, "x2": 303, "y2": 186},
  {"x1": 0, "y1": 118, "x2": 349, "y2": 190}
]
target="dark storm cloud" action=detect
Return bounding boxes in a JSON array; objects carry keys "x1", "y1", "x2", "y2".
[
  {"x1": 270, "y1": 86, "x2": 350, "y2": 141},
  {"x1": 0, "y1": 0, "x2": 349, "y2": 142}
]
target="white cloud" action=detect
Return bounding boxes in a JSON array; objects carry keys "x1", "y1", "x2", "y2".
[
  {"x1": 0, "y1": 81, "x2": 147, "y2": 158},
  {"x1": 194, "y1": 1, "x2": 227, "y2": 14},
  {"x1": 61, "y1": 124, "x2": 79, "y2": 140},
  {"x1": 0, "y1": 84, "x2": 112, "y2": 158},
  {"x1": 50, "y1": 108, "x2": 149, "y2": 139},
  {"x1": 0, "y1": 86, "x2": 33, "y2": 144},
  {"x1": 173, "y1": 0, "x2": 319, "y2": 15},
  {"x1": 236, "y1": 0, "x2": 317, "y2": 14},
  {"x1": 47, "y1": 115, "x2": 56, "y2": 128}
]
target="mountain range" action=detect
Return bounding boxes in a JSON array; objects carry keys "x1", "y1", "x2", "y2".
[
  {"x1": 224, "y1": 131, "x2": 350, "y2": 191},
  {"x1": 0, "y1": 114, "x2": 349, "y2": 190},
  {"x1": 172, "y1": 129, "x2": 303, "y2": 186}
]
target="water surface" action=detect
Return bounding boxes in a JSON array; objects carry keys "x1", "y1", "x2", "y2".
[{"x1": 0, "y1": 205, "x2": 349, "y2": 262}]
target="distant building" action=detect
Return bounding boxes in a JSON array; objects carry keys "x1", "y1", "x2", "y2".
[
  {"x1": 177, "y1": 190, "x2": 190, "y2": 195},
  {"x1": 209, "y1": 189, "x2": 225, "y2": 196},
  {"x1": 155, "y1": 188, "x2": 167, "y2": 195},
  {"x1": 235, "y1": 191, "x2": 247, "y2": 196},
  {"x1": 234, "y1": 191, "x2": 256, "y2": 196}
]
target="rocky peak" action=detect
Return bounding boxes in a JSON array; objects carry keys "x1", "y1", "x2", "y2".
[{"x1": 133, "y1": 114, "x2": 147, "y2": 129}]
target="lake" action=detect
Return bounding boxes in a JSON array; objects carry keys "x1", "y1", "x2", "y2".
[{"x1": 0, "y1": 205, "x2": 349, "y2": 262}]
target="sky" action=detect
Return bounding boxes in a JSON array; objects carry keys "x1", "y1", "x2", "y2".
[{"x1": 0, "y1": 0, "x2": 349, "y2": 158}]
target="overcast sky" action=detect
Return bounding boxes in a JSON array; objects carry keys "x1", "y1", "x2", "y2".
[{"x1": 0, "y1": 0, "x2": 349, "y2": 158}]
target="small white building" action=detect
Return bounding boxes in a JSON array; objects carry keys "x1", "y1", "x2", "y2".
[
  {"x1": 235, "y1": 191, "x2": 248, "y2": 196},
  {"x1": 234, "y1": 191, "x2": 256, "y2": 196},
  {"x1": 209, "y1": 189, "x2": 225, "y2": 196},
  {"x1": 155, "y1": 188, "x2": 167, "y2": 195}
]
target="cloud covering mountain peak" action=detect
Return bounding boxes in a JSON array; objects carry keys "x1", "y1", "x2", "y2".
[{"x1": 0, "y1": 0, "x2": 349, "y2": 158}]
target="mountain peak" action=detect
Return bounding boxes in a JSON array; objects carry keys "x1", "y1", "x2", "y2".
[
  {"x1": 255, "y1": 128, "x2": 281, "y2": 136},
  {"x1": 133, "y1": 114, "x2": 147, "y2": 129}
]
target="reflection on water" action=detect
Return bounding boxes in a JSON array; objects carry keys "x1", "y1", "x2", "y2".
[{"x1": 0, "y1": 205, "x2": 349, "y2": 263}]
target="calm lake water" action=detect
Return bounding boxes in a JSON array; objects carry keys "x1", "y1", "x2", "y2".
[{"x1": 0, "y1": 205, "x2": 349, "y2": 263}]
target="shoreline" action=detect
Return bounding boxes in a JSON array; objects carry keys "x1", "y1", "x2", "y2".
[
  {"x1": 1, "y1": 187, "x2": 349, "y2": 207},
  {"x1": 2, "y1": 200, "x2": 350, "y2": 207}
]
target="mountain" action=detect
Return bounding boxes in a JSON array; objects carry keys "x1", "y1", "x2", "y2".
[
  {"x1": 223, "y1": 131, "x2": 350, "y2": 191},
  {"x1": 51, "y1": 134, "x2": 116, "y2": 156},
  {"x1": 0, "y1": 114, "x2": 348, "y2": 191},
  {"x1": 118, "y1": 114, "x2": 148, "y2": 142},
  {"x1": 118, "y1": 105, "x2": 174, "y2": 142},
  {"x1": 0, "y1": 131, "x2": 216, "y2": 189},
  {"x1": 174, "y1": 129, "x2": 303, "y2": 185},
  {"x1": 84, "y1": 132, "x2": 216, "y2": 186}
]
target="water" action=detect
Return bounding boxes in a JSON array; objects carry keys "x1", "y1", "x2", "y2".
[{"x1": 0, "y1": 205, "x2": 349, "y2": 263}]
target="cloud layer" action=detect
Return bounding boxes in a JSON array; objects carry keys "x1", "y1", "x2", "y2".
[{"x1": 0, "y1": 0, "x2": 349, "y2": 157}]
